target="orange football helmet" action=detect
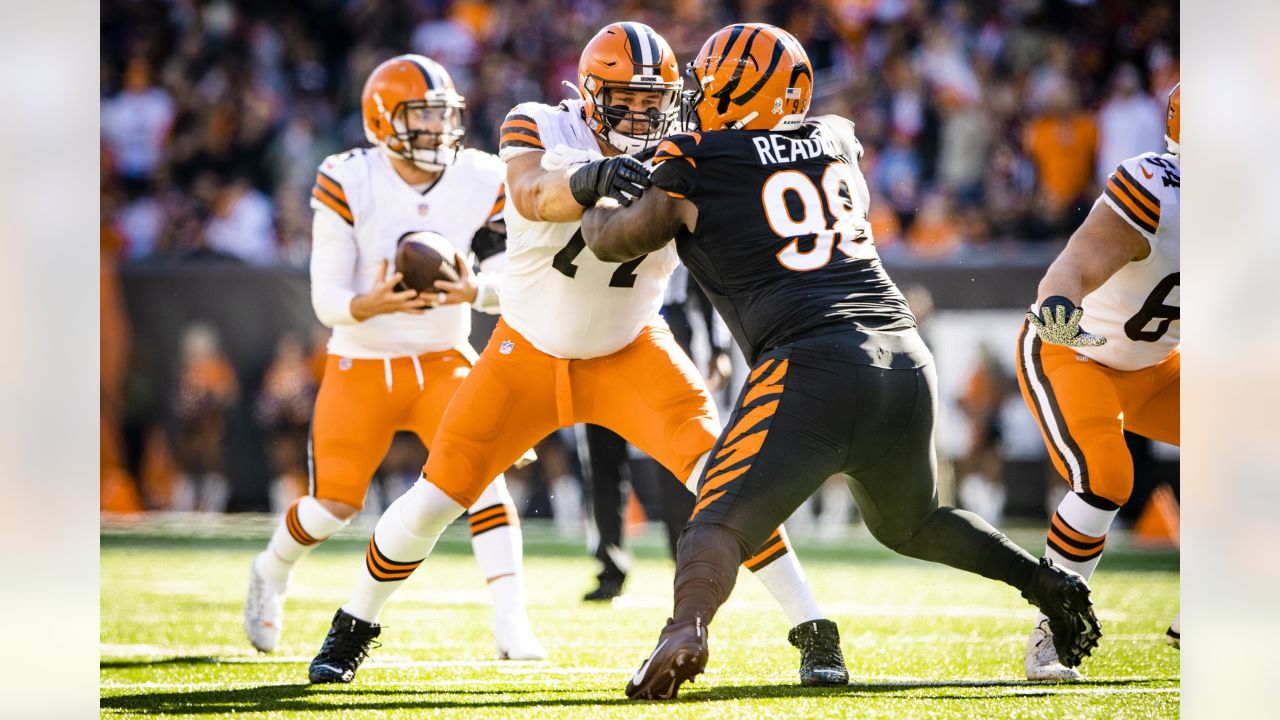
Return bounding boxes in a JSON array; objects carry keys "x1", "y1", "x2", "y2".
[
  {"x1": 578, "y1": 22, "x2": 682, "y2": 154},
  {"x1": 1165, "y1": 83, "x2": 1180, "y2": 155},
  {"x1": 362, "y1": 54, "x2": 465, "y2": 171},
  {"x1": 684, "y1": 23, "x2": 813, "y2": 132}
]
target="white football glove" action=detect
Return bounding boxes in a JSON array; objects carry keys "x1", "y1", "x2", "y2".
[{"x1": 1026, "y1": 296, "x2": 1107, "y2": 348}]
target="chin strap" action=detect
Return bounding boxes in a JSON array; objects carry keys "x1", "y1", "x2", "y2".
[{"x1": 562, "y1": 80, "x2": 586, "y2": 101}]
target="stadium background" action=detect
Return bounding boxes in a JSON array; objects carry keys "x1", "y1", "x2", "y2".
[{"x1": 99, "y1": 0, "x2": 1179, "y2": 535}]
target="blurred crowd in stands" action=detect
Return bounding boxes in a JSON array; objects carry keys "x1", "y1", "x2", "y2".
[
  {"x1": 102, "y1": 0, "x2": 1178, "y2": 267},
  {"x1": 100, "y1": 0, "x2": 1178, "y2": 522}
]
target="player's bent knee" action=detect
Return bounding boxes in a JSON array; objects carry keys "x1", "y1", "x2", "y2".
[
  {"x1": 682, "y1": 451, "x2": 712, "y2": 493},
  {"x1": 1079, "y1": 441, "x2": 1134, "y2": 506},
  {"x1": 314, "y1": 497, "x2": 360, "y2": 520},
  {"x1": 394, "y1": 476, "x2": 467, "y2": 538},
  {"x1": 868, "y1": 507, "x2": 940, "y2": 557},
  {"x1": 468, "y1": 474, "x2": 513, "y2": 511},
  {"x1": 672, "y1": 419, "x2": 719, "y2": 484}
]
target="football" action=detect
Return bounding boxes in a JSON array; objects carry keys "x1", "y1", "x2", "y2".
[{"x1": 395, "y1": 231, "x2": 462, "y2": 294}]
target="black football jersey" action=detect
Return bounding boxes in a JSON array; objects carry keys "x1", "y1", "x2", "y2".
[{"x1": 649, "y1": 115, "x2": 915, "y2": 364}]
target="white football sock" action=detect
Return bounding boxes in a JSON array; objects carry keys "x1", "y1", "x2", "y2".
[
  {"x1": 258, "y1": 496, "x2": 349, "y2": 586},
  {"x1": 748, "y1": 526, "x2": 824, "y2": 626},
  {"x1": 1035, "y1": 492, "x2": 1118, "y2": 627},
  {"x1": 467, "y1": 476, "x2": 528, "y2": 619},
  {"x1": 343, "y1": 477, "x2": 465, "y2": 623},
  {"x1": 1044, "y1": 492, "x2": 1117, "y2": 581}
]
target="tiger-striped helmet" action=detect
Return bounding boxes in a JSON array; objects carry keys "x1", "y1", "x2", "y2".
[
  {"x1": 1165, "y1": 83, "x2": 1180, "y2": 155},
  {"x1": 362, "y1": 54, "x2": 466, "y2": 171},
  {"x1": 684, "y1": 24, "x2": 813, "y2": 132},
  {"x1": 578, "y1": 22, "x2": 682, "y2": 154}
]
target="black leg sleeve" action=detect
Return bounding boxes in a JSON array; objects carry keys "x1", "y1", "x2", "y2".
[
  {"x1": 671, "y1": 523, "x2": 750, "y2": 627},
  {"x1": 846, "y1": 364, "x2": 1038, "y2": 593}
]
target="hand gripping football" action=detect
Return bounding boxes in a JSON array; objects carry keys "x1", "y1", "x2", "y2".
[{"x1": 395, "y1": 231, "x2": 461, "y2": 294}]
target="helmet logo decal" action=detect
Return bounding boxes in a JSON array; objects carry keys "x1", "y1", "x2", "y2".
[{"x1": 713, "y1": 29, "x2": 785, "y2": 113}]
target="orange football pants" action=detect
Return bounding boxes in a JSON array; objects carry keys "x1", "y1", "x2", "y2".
[
  {"x1": 1015, "y1": 321, "x2": 1179, "y2": 506},
  {"x1": 310, "y1": 349, "x2": 472, "y2": 508},
  {"x1": 425, "y1": 319, "x2": 721, "y2": 509}
]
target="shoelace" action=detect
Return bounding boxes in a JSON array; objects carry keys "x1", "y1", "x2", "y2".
[
  {"x1": 802, "y1": 633, "x2": 843, "y2": 667},
  {"x1": 803, "y1": 635, "x2": 844, "y2": 666},
  {"x1": 319, "y1": 629, "x2": 382, "y2": 668}
]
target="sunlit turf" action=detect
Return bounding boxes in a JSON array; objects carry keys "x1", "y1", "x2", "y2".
[{"x1": 101, "y1": 518, "x2": 1179, "y2": 718}]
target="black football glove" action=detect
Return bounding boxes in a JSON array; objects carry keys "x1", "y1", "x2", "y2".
[
  {"x1": 569, "y1": 155, "x2": 652, "y2": 208},
  {"x1": 1026, "y1": 296, "x2": 1107, "y2": 347}
]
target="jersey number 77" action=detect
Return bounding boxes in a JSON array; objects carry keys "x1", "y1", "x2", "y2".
[{"x1": 552, "y1": 230, "x2": 649, "y2": 288}]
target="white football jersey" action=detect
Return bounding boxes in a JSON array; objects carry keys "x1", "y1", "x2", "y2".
[
  {"x1": 309, "y1": 147, "x2": 506, "y2": 358},
  {"x1": 496, "y1": 100, "x2": 678, "y2": 359},
  {"x1": 1077, "y1": 152, "x2": 1180, "y2": 371}
]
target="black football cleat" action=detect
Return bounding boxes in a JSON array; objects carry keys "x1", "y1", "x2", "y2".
[
  {"x1": 625, "y1": 616, "x2": 708, "y2": 700},
  {"x1": 1021, "y1": 558, "x2": 1102, "y2": 668},
  {"x1": 788, "y1": 619, "x2": 850, "y2": 686},
  {"x1": 308, "y1": 608, "x2": 382, "y2": 684},
  {"x1": 583, "y1": 578, "x2": 625, "y2": 602}
]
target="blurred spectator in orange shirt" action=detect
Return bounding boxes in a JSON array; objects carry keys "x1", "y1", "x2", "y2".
[
  {"x1": 1023, "y1": 81, "x2": 1097, "y2": 228},
  {"x1": 172, "y1": 323, "x2": 239, "y2": 512},
  {"x1": 956, "y1": 344, "x2": 1013, "y2": 525},
  {"x1": 101, "y1": 193, "x2": 143, "y2": 514},
  {"x1": 907, "y1": 191, "x2": 962, "y2": 259},
  {"x1": 868, "y1": 200, "x2": 902, "y2": 254}
]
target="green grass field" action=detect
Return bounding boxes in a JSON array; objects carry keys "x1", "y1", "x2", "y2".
[{"x1": 101, "y1": 518, "x2": 1179, "y2": 718}]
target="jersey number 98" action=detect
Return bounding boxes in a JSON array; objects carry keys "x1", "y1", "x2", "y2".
[{"x1": 762, "y1": 162, "x2": 875, "y2": 272}]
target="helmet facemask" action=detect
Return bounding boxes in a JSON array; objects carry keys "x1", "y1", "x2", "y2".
[
  {"x1": 584, "y1": 76, "x2": 681, "y2": 154},
  {"x1": 680, "y1": 63, "x2": 708, "y2": 131},
  {"x1": 379, "y1": 92, "x2": 466, "y2": 172}
]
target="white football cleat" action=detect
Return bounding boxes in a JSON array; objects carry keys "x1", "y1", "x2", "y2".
[
  {"x1": 494, "y1": 613, "x2": 547, "y2": 660},
  {"x1": 243, "y1": 553, "x2": 288, "y2": 653},
  {"x1": 1025, "y1": 618, "x2": 1083, "y2": 681},
  {"x1": 1165, "y1": 612, "x2": 1180, "y2": 649}
]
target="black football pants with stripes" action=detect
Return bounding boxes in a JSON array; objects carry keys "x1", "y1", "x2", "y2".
[{"x1": 672, "y1": 330, "x2": 1039, "y2": 626}]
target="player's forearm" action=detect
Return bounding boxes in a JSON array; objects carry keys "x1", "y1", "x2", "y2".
[
  {"x1": 581, "y1": 204, "x2": 659, "y2": 262},
  {"x1": 517, "y1": 168, "x2": 586, "y2": 223},
  {"x1": 1036, "y1": 203, "x2": 1147, "y2": 306},
  {"x1": 312, "y1": 287, "x2": 359, "y2": 326},
  {"x1": 310, "y1": 210, "x2": 361, "y2": 326},
  {"x1": 1035, "y1": 258, "x2": 1091, "y2": 306}
]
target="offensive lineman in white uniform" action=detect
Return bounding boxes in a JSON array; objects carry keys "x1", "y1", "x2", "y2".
[
  {"x1": 243, "y1": 54, "x2": 544, "y2": 672},
  {"x1": 304, "y1": 22, "x2": 849, "y2": 687},
  {"x1": 1018, "y1": 84, "x2": 1181, "y2": 679}
]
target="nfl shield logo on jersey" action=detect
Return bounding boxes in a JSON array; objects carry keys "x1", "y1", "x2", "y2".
[
  {"x1": 500, "y1": 340, "x2": 514, "y2": 355},
  {"x1": 418, "y1": 203, "x2": 429, "y2": 216}
]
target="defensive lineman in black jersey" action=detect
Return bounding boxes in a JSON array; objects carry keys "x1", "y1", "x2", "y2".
[{"x1": 580, "y1": 23, "x2": 1103, "y2": 700}]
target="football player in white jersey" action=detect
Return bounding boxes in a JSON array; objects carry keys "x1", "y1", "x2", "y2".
[
  {"x1": 305, "y1": 22, "x2": 849, "y2": 688},
  {"x1": 1019, "y1": 84, "x2": 1180, "y2": 679},
  {"x1": 243, "y1": 54, "x2": 545, "y2": 670}
]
